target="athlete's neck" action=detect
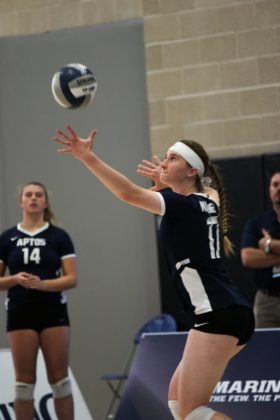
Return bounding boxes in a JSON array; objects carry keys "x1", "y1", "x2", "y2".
[
  {"x1": 20, "y1": 216, "x2": 46, "y2": 232},
  {"x1": 172, "y1": 186, "x2": 198, "y2": 195}
]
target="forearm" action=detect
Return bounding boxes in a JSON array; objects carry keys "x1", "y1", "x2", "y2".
[
  {"x1": 241, "y1": 248, "x2": 280, "y2": 268},
  {"x1": 82, "y1": 152, "x2": 143, "y2": 204},
  {"x1": 0, "y1": 275, "x2": 18, "y2": 290},
  {"x1": 55, "y1": 127, "x2": 161, "y2": 213},
  {"x1": 40, "y1": 275, "x2": 77, "y2": 292},
  {"x1": 270, "y1": 239, "x2": 280, "y2": 255}
]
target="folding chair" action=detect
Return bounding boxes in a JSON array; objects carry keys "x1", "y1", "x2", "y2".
[{"x1": 101, "y1": 313, "x2": 177, "y2": 419}]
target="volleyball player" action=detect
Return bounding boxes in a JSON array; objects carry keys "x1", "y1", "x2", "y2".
[
  {"x1": 0, "y1": 182, "x2": 77, "y2": 420},
  {"x1": 54, "y1": 126, "x2": 254, "y2": 420}
]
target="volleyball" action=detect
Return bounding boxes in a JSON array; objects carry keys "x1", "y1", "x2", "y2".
[{"x1": 51, "y1": 63, "x2": 97, "y2": 109}]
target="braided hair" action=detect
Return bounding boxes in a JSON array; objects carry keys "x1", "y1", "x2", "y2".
[{"x1": 180, "y1": 140, "x2": 234, "y2": 256}]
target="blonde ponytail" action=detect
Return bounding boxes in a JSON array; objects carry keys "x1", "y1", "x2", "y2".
[{"x1": 207, "y1": 162, "x2": 234, "y2": 256}]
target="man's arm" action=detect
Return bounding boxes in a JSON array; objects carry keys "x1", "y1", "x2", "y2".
[
  {"x1": 241, "y1": 247, "x2": 280, "y2": 268},
  {"x1": 262, "y1": 238, "x2": 280, "y2": 256}
]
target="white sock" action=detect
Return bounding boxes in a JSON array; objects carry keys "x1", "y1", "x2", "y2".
[{"x1": 168, "y1": 400, "x2": 181, "y2": 420}]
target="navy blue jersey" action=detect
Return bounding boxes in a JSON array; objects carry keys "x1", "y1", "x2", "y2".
[
  {"x1": 157, "y1": 191, "x2": 250, "y2": 315},
  {"x1": 0, "y1": 223, "x2": 76, "y2": 309},
  {"x1": 241, "y1": 210, "x2": 280, "y2": 290}
]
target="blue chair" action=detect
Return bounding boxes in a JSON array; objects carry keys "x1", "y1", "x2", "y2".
[{"x1": 101, "y1": 313, "x2": 177, "y2": 419}]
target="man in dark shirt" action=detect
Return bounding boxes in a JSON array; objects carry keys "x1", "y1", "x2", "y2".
[{"x1": 241, "y1": 171, "x2": 280, "y2": 327}]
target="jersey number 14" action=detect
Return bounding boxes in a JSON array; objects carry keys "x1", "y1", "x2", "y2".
[{"x1": 22, "y1": 247, "x2": 41, "y2": 264}]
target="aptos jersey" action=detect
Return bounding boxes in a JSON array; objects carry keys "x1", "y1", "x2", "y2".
[
  {"x1": 0, "y1": 223, "x2": 76, "y2": 309},
  {"x1": 157, "y1": 191, "x2": 250, "y2": 315}
]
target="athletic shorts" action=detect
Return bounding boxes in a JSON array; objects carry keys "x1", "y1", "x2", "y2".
[
  {"x1": 192, "y1": 305, "x2": 255, "y2": 345},
  {"x1": 7, "y1": 302, "x2": 70, "y2": 333}
]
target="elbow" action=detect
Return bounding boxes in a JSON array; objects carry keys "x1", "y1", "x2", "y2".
[
  {"x1": 69, "y1": 276, "x2": 78, "y2": 289},
  {"x1": 240, "y1": 250, "x2": 251, "y2": 268},
  {"x1": 117, "y1": 191, "x2": 136, "y2": 205},
  {"x1": 241, "y1": 256, "x2": 251, "y2": 268},
  {"x1": 116, "y1": 184, "x2": 143, "y2": 206},
  {"x1": 117, "y1": 192, "x2": 131, "y2": 203}
]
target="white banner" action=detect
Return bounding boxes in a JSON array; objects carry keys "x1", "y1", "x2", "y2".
[{"x1": 0, "y1": 348, "x2": 93, "y2": 419}]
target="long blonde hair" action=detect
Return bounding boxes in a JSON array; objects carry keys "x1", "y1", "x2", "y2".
[
  {"x1": 180, "y1": 140, "x2": 234, "y2": 256},
  {"x1": 17, "y1": 181, "x2": 56, "y2": 224}
]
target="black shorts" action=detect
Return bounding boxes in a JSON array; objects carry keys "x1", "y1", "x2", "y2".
[
  {"x1": 192, "y1": 305, "x2": 255, "y2": 345},
  {"x1": 7, "y1": 302, "x2": 70, "y2": 333}
]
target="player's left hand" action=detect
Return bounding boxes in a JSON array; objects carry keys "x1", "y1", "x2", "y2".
[
  {"x1": 137, "y1": 155, "x2": 167, "y2": 191},
  {"x1": 24, "y1": 275, "x2": 43, "y2": 290}
]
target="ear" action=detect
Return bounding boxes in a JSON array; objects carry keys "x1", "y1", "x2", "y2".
[{"x1": 186, "y1": 166, "x2": 199, "y2": 178}]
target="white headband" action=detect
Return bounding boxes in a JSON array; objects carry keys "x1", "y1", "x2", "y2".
[{"x1": 168, "y1": 141, "x2": 205, "y2": 177}]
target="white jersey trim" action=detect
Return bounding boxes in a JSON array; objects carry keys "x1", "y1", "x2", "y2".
[
  {"x1": 179, "y1": 263, "x2": 213, "y2": 315},
  {"x1": 60, "y1": 291, "x2": 67, "y2": 303},
  {"x1": 156, "y1": 192, "x2": 166, "y2": 216},
  {"x1": 61, "y1": 253, "x2": 76, "y2": 260},
  {"x1": 176, "y1": 258, "x2": 190, "y2": 270},
  {"x1": 17, "y1": 222, "x2": 49, "y2": 236}
]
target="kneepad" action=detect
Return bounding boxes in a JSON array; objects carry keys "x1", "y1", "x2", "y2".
[
  {"x1": 185, "y1": 405, "x2": 216, "y2": 420},
  {"x1": 15, "y1": 382, "x2": 35, "y2": 401},
  {"x1": 51, "y1": 376, "x2": 72, "y2": 399}
]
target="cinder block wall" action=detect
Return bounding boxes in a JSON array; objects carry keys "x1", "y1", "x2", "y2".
[{"x1": 1, "y1": 0, "x2": 280, "y2": 159}]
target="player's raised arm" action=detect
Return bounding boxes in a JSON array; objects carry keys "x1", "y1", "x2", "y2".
[{"x1": 53, "y1": 125, "x2": 162, "y2": 215}]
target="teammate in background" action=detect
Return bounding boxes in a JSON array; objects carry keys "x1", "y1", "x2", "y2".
[
  {"x1": 0, "y1": 182, "x2": 77, "y2": 420},
  {"x1": 241, "y1": 171, "x2": 280, "y2": 328},
  {"x1": 54, "y1": 126, "x2": 255, "y2": 420}
]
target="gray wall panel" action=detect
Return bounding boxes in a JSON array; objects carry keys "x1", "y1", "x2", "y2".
[{"x1": 0, "y1": 20, "x2": 160, "y2": 419}]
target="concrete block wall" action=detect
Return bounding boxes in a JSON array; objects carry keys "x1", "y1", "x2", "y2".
[{"x1": 1, "y1": 0, "x2": 280, "y2": 159}]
